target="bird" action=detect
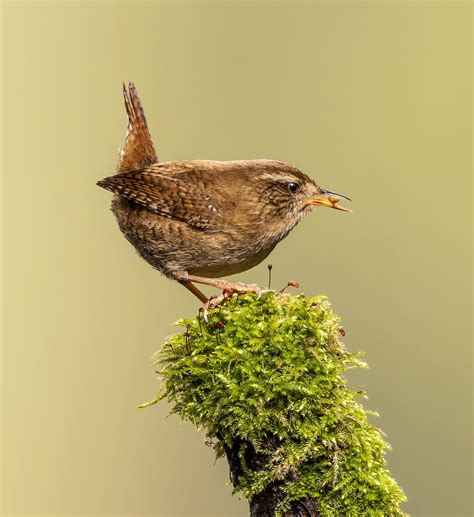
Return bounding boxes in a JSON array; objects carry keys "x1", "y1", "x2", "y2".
[{"x1": 97, "y1": 83, "x2": 350, "y2": 305}]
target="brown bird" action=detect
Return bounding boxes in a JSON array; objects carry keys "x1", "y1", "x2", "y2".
[{"x1": 97, "y1": 83, "x2": 350, "y2": 304}]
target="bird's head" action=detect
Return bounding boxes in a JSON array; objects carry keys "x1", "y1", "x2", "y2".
[{"x1": 254, "y1": 161, "x2": 351, "y2": 220}]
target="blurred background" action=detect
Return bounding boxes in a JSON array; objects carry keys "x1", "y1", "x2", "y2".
[{"x1": 1, "y1": 1, "x2": 471, "y2": 516}]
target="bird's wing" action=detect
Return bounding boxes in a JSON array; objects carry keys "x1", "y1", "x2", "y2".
[
  {"x1": 97, "y1": 169, "x2": 224, "y2": 231},
  {"x1": 117, "y1": 82, "x2": 158, "y2": 172}
]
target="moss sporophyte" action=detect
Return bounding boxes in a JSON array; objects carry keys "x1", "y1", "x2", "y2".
[{"x1": 141, "y1": 292, "x2": 407, "y2": 516}]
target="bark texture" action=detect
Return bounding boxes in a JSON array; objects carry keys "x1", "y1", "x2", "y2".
[{"x1": 222, "y1": 436, "x2": 319, "y2": 517}]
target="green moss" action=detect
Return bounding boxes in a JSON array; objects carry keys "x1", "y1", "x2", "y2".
[{"x1": 143, "y1": 292, "x2": 407, "y2": 515}]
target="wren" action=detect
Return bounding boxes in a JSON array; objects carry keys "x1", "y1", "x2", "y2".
[{"x1": 97, "y1": 83, "x2": 350, "y2": 304}]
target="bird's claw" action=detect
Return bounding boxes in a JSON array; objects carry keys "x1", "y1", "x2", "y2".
[
  {"x1": 200, "y1": 282, "x2": 299, "y2": 321},
  {"x1": 202, "y1": 295, "x2": 221, "y2": 322},
  {"x1": 199, "y1": 283, "x2": 267, "y2": 320}
]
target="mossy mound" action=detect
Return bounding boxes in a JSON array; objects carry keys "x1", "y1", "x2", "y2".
[{"x1": 143, "y1": 292, "x2": 407, "y2": 515}]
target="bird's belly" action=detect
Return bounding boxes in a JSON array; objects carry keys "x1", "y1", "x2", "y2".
[
  {"x1": 188, "y1": 245, "x2": 275, "y2": 277},
  {"x1": 111, "y1": 198, "x2": 276, "y2": 278}
]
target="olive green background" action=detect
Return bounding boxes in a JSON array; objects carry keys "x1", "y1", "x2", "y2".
[{"x1": 1, "y1": 1, "x2": 471, "y2": 516}]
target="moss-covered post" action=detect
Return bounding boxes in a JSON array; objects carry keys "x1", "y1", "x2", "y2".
[
  {"x1": 141, "y1": 292, "x2": 406, "y2": 516},
  {"x1": 222, "y1": 433, "x2": 320, "y2": 516}
]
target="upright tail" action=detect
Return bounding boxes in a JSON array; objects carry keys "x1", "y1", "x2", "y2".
[{"x1": 116, "y1": 82, "x2": 158, "y2": 173}]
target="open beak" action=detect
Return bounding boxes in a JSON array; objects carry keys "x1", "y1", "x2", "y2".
[{"x1": 305, "y1": 189, "x2": 352, "y2": 212}]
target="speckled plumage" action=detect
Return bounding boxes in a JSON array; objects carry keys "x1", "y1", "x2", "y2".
[{"x1": 97, "y1": 83, "x2": 348, "y2": 302}]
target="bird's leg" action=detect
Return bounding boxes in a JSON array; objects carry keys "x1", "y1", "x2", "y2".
[
  {"x1": 172, "y1": 272, "x2": 263, "y2": 319},
  {"x1": 188, "y1": 274, "x2": 265, "y2": 321},
  {"x1": 184, "y1": 273, "x2": 261, "y2": 295},
  {"x1": 172, "y1": 270, "x2": 262, "y2": 307},
  {"x1": 177, "y1": 279, "x2": 209, "y2": 304}
]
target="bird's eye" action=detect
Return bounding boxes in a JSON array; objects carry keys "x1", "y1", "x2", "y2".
[{"x1": 286, "y1": 182, "x2": 300, "y2": 194}]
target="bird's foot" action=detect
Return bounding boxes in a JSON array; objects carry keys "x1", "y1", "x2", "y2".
[
  {"x1": 201, "y1": 283, "x2": 267, "y2": 322},
  {"x1": 199, "y1": 281, "x2": 300, "y2": 322},
  {"x1": 207, "y1": 278, "x2": 261, "y2": 294}
]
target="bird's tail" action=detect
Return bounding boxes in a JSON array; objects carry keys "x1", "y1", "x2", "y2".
[{"x1": 116, "y1": 82, "x2": 158, "y2": 173}]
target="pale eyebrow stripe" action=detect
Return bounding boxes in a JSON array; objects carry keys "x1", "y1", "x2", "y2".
[{"x1": 260, "y1": 172, "x2": 299, "y2": 183}]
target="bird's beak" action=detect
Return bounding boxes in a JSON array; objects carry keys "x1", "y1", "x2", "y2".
[{"x1": 305, "y1": 189, "x2": 352, "y2": 212}]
